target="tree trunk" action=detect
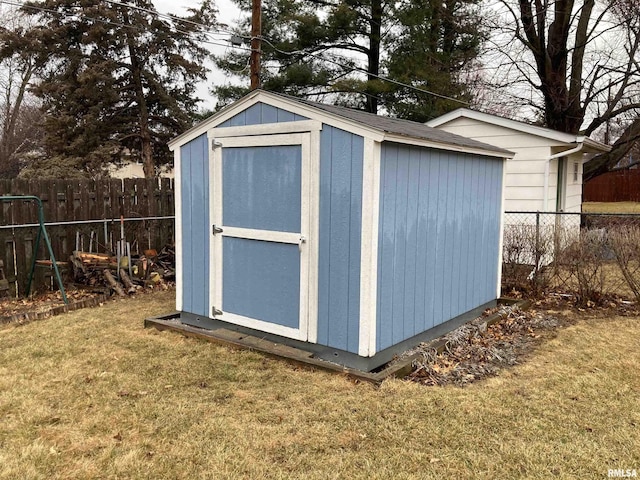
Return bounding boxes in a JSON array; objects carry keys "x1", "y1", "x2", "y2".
[
  {"x1": 584, "y1": 118, "x2": 640, "y2": 181},
  {"x1": 124, "y1": 13, "x2": 155, "y2": 179}
]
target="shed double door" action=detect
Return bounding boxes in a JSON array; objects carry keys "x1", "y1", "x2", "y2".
[{"x1": 210, "y1": 133, "x2": 311, "y2": 341}]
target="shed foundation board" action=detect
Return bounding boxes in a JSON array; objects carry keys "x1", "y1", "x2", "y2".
[{"x1": 150, "y1": 300, "x2": 496, "y2": 373}]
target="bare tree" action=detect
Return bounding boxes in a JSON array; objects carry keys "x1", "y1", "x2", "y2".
[
  {"x1": 484, "y1": 0, "x2": 640, "y2": 178},
  {"x1": 0, "y1": 5, "x2": 44, "y2": 177}
]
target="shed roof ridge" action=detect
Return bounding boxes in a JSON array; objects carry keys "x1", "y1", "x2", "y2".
[{"x1": 261, "y1": 90, "x2": 513, "y2": 156}]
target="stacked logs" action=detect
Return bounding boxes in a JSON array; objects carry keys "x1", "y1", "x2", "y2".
[{"x1": 69, "y1": 245, "x2": 175, "y2": 296}]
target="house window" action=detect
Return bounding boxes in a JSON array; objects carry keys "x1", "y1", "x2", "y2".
[{"x1": 573, "y1": 162, "x2": 579, "y2": 182}]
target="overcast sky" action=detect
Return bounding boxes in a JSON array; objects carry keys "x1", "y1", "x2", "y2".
[{"x1": 154, "y1": 0, "x2": 241, "y2": 30}]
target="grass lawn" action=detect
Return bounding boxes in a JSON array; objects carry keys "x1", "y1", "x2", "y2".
[
  {"x1": 1, "y1": 290, "x2": 639, "y2": 479},
  {"x1": 583, "y1": 201, "x2": 640, "y2": 213}
]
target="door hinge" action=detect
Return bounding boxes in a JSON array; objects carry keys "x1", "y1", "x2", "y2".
[
  {"x1": 211, "y1": 138, "x2": 222, "y2": 150},
  {"x1": 212, "y1": 225, "x2": 223, "y2": 235},
  {"x1": 212, "y1": 306, "x2": 223, "y2": 317}
]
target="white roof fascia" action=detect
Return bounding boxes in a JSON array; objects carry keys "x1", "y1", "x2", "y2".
[
  {"x1": 427, "y1": 108, "x2": 611, "y2": 153},
  {"x1": 382, "y1": 133, "x2": 515, "y2": 159},
  {"x1": 170, "y1": 91, "x2": 517, "y2": 157},
  {"x1": 169, "y1": 90, "x2": 386, "y2": 150},
  {"x1": 168, "y1": 90, "x2": 263, "y2": 150}
]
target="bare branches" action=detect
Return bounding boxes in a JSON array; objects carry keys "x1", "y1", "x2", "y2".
[{"x1": 486, "y1": 0, "x2": 640, "y2": 174}]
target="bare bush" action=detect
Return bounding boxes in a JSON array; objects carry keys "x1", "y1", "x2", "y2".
[
  {"x1": 556, "y1": 230, "x2": 608, "y2": 306},
  {"x1": 504, "y1": 212, "x2": 640, "y2": 305},
  {"x1": 502, "y1": 223, "x2": 554, "y2": 294},
  {"x1": 608, "y1": 226, "x2": 640, "y2": 302}
]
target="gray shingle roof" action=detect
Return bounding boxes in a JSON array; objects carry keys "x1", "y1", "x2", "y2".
[{"x1": 268, "y1": 91, "x2": 513, "y2": 156}]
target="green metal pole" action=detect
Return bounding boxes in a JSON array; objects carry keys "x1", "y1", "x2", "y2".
[
  {"x1": 0, "y1": 195, "x2": 68, "y2": 304},
  {"x1": 26, "y1": 223, "x2": 43, "y2": 298}
]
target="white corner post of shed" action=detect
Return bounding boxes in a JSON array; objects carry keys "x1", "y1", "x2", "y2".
[
  {"x1": 497, "y1": 156, "x2": 508, "y2": 298},
  {"x1": 358, "y1": 138, "x2": 381, "y2": 358},
  {"x1": 170, "y1": 144, "x2": 183, "y2": 312},
  {"x1": 543, "y1": 143, "x2": 585, "y2": 212}
]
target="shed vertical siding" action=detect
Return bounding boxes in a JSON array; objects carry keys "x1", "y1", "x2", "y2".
[
  {"x1": 218, "y1": 102, "x2": 308, "y2": 127},
  {"x1": 317, "y1": 126, "x2": 363, "y2": 353},
  {"x1": 179, "y1": 134, "x2": 210, "y2": 317},
  {"x1": 376, "y1": 144, "x2": 502, "y2": 352}
]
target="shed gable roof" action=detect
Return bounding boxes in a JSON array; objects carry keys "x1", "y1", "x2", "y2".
[
  {"x1": 169, "y1": 91, "x2": 513, "y2": 158},
  {"x1": 426, "y1": 108, "x2": 610, "y2": 153},
  {"x1": 273, "y1": 93, "x2": 513, "y2": 156}
]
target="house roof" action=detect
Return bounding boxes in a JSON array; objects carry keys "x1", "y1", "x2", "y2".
[
  {"x1": 426, "y1": 108, "x2": 611, "y2": 153},
  {"x1": 169, "y1": 90, "x2": 514, "y2": 158}
]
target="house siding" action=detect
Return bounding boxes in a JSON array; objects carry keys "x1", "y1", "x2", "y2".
[
  {"x1": 564, "y1": 152, "x2": 584, "y2": 212},
  {"x1": 434, "y1": 117, "x2": 560, "y2": 212},
  {"x1": 179, "y1": 134, "x2": 210, "y2": 317},
  {"x1": 376, "y1": 143, "x2": 502, "y2": 352},
  {"x1": 218, "y1": 102, "x2": 308, "y2": 127},
  {"x1": 317, "y1": 125, "x2": 363, "y2": 354}
]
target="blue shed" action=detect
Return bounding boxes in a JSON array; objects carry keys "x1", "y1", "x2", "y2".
[{"x1": 168, "y1": 90, "x2": 513, "y2": 371}]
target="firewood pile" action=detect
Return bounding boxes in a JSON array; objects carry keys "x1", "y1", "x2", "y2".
[{"x1": 69, "y1": 244, "x2": 175, "y2": 296}]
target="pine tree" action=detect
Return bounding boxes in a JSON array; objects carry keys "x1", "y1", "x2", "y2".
[
  {"x1": 19, "y1": 0, "x2": 216, "y2": 178},
  {"x1": 215, "y1": 0, "x2": 390, "y2": 113},
  {"x1": 383, "y1": 0, "x2": 486, "y2": 122},
  {"x1": 215, "y1": 0, "x2": 484, "y2": 118}
]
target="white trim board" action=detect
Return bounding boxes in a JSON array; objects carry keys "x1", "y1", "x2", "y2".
[
  {"x1": 174, "y1": 147, "x2": 183, "y2": 312},
  {"x1": 169, "y1": 90, "x2": 515, "y2": 159},
  {"x1": 207, "y1": 131, "x2": 316, "y2": 343},
  {"x1": 221, "y1": 227, "x2": 303, "y2": 245},
  {"x1": 219, "y1": 312, "x2": 307, "y2": 341},
  {"x1": 209, "y1": 120, "x2": 322, "y2": 138},
  {"x1": 426, "y1": 108, "x2": 610, "y2": 153},
  {"x1": 358, "y1": 138, "x2": 381, "y2": 357}
]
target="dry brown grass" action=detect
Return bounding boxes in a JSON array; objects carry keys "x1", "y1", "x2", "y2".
[
  {"x1": 1, "y1": 290, "x2": 639, "y2": 479},
  {"x1": 583, "y1": 201, "x2": 640, "y2": 213}
]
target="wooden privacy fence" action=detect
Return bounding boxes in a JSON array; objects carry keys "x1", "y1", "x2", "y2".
[
  {"x1": 0, "y1": 178, "x2": 174, "y2": 297},
  {"x1": 583, "y1": 168, "x2": 640, "y2": 202}
]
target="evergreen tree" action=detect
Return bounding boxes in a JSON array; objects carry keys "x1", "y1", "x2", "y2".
[
  {"x1": 215, "y1": 0, "x2": 390, "y2": 113},
  {"x1": 383, "y1": 0, "x2": 486, "y2": 122},
  {"x1": 18, "y1": 0, "x2": 216, "y2": 178},
  {"x1": 215, "y1": 0, "x2": 485, "y2": 118}
]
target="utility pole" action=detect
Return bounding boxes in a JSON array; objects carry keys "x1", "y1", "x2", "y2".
[{"x1": 250, "y1": 0, "x2": 261, "y2": 90}]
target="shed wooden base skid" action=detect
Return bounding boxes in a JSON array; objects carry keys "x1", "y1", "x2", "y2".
[{"x1": 145, "y1": 300, "x2": 496, "y2": 378}]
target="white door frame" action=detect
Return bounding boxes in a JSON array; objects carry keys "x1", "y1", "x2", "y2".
[{"x1": 207, "y1": 126, "x2": 320, "y2": 342}]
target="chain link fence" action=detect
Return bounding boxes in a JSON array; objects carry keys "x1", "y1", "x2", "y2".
[
  {"x1": 502, "y1": 211, "x2": 640, "y2": 304},
  {"x1": 0, "y1": 215, "x2": 174, "y2": 297}
]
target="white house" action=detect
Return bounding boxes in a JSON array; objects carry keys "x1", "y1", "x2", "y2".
[{"x1": 426, "y1": 108, "x2": 610, "y2": 213}]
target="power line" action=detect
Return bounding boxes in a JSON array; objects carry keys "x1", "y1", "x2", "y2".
[
  {"x1": 259, "y1": 36, "x2": 470, "y2": 106},
  {"x1": 102, "y1": 0, "x2": 237, "y2": 38},
  {"x1": 0, "y1": 0, "x2": 253, "y2": 53},
  {"x1": 2, "y1": 0, "x2": 469, "y2": 105}
]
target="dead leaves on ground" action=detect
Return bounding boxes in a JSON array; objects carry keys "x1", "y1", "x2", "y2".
[{"x1": 407, "y1": 306, "x2": 561, "y2": 387}]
